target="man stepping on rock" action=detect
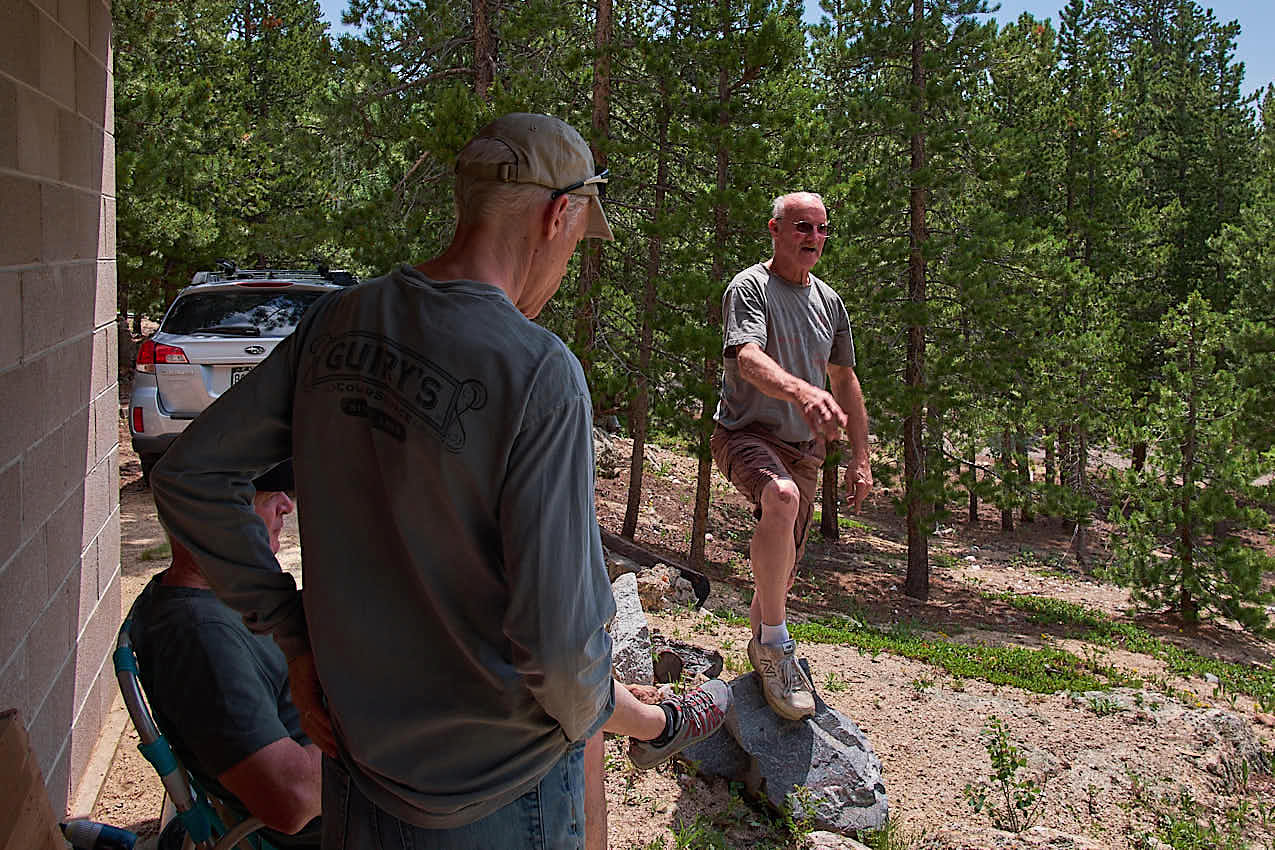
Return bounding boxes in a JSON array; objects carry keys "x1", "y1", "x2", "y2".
[{"x1": 711, "y1": 191, "x2": 872, "y2": 721}]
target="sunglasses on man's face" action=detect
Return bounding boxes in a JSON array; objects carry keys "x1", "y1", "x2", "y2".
[{"x1": 790, "y1": 219, "x2": 831, "y2": 237}]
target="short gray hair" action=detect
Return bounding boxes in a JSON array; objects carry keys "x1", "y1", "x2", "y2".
[
  {"x1": 454, "y1": 137, "x2": 587, "y2": 232},
  {"x1": 771, "y1": 191, "x2": 825, "y2": 221}
]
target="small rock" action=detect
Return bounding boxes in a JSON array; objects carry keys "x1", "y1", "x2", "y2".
[
  {"x1": 1205, "y1": 672, "x2": 1220, "y2": 684},
  {"x1": 803, "y1": 831, "x2": 871, "y2": 850}
]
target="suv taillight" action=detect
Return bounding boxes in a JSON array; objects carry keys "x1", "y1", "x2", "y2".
[{"x1": 136, "y1": 339, "x2": 190, "y2": 373}]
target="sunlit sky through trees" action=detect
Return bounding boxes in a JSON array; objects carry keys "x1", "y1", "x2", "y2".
[{"x1": 316, "y1": 0, "x2": 1274, "y2": 96}]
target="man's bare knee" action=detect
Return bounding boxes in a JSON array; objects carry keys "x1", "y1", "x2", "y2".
[{"x1": 759, "y1": 479, "x2": 800, "y2": 523}]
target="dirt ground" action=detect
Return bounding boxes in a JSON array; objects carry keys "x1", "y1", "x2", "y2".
[{"x1": 92, "y1": 390, "x2": 1275, "y2": 849}]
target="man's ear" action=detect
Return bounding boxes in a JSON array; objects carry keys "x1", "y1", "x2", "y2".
[
  {"x1": 544, "y1": 194, "x2": 571, "y2": 239},
  {"x1": 767, "y1": 218, "x2": 780, "y2": 238}
]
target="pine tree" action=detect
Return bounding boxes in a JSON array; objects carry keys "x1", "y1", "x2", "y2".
[{"x1": 1111, "y1": 293, "x2": 1274, "y2": 632}]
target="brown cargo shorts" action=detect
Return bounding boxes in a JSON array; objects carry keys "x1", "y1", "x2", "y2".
[{"x1": 710, "y1": 423, "x2": 826, "y2": 583}]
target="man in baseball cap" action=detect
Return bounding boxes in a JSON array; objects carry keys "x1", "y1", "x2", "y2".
[{"x1": 151, "y1": 114, "x2": 730, "y2": 849}]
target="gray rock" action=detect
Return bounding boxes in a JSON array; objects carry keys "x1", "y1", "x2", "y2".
[
  {"x1": 650, "y1": 636, "x2": 724, "y2": 683},
  {"x1": 681, "y1": 662, "x2": 887, "y2": 834},
  {"x1": 608, "y1": 573, "x2": 653, "y2": 685},
  {"x1": 803, "y1": 832, "x2": 871, "y2": 850},
  {"x1": 593, "y1": 426, "x2": 621, "y2": 479}
]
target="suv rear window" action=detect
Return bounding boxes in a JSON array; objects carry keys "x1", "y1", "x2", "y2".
[{"x1": 160, "y1": 291, "x2": 328, "y2": 337}]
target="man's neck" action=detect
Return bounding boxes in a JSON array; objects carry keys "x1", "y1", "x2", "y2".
[
  {"x1": 161, "y1": 550, "x2": 211, "y2": 590},
  {"x1": 765, "y1": 257, "x2": 811, "y2": 287},
  {"x1": 416, "y1": 221, "x2": 535, "y2": 310}
]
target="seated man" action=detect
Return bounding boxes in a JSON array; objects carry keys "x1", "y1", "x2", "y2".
[{"x1": 130, "y1": 461, "x2": 320, "y2": 849}]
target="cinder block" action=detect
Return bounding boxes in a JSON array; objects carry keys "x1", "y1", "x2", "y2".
[
  {"x1": 39, "y1": 181, "x2": 77, "y2": 264},
  {"x1": 31, "y1": 566, "x2": 75, "y2": 695},
  {"x1": 72, "y1": 574, "x2": 114, "y2": 707},
  {"x1": 0, "y1": 0, "x2": 41, "y2": 89},
  {"x1": 74, "y1": 43, "x2": 107, "y2": 127},
  {"x1": 60, "y1": 262, "x2": 98, "y2": 341},
  {"x1": 0, "y1": 356, "x2": 50, "y2": 456},
  {"x1": 21, "y1": 415, "x2": 78, "y2": 540},
  {"x1": 87, "y1": 0, "x2": 109, "y2": 63},
  {"x1": 96, "y1": 507, "x2": 118, "y2": 597},
  {"x1": 0, "y1": 642, "x2": 32, "y2": 720},
  {"x1": 97, "y1": 194, "x2": 115, "y2": 259},
  {"x1": 17, "y1": 87, "x2": 60, "y2": 179},
  {"x1": 43, "y1": 483, "x2": 82, "y2": 585},
  {"x1": 79, "y1": 187, "x2": 102, "y2": 260},
  {"x1": 20, "y1": 266, "x2": 64, "y2": 358},
  {"x1": 99, "y1": 130, "x2": 114, "y2": 197},
  {"x1": 89, "y1": 323, "x2": 110, "y2": 397},
  {"x1": 94, "y1": 388, "x2": 116, "y2": 467},
  {"x1": 45, "y1": 743, "x2": 70, "y2": 820},
  {"x1": 59, "y1": 0, "x2": 89, "y2": 49},
  {"x1": 39, "y1": 12, "x2": 76, "y2": 108},
  {"x1": 70, "y1": 662, "x2": 109, "y2": 792},
  {"x1": 0, "y1": 175, "x2": 43, "y2": 266},
  {"x1": 103, "y1": 66, "x2": 112, "y2": 131},
  {"x1": 0, "y1": 77, "x2": 17, "y2": 170},
  {"x1": 75, "y1": 538, "x2": 96, "y2": 633},
  {"x1": 0, "y1": 534, "x2": 48, "y2": 663},
  {"x1": 0, "y1": 271, "x2": 20, "y2": 370},
  {"x1": 28, "y1": 655, "x2": 73, "y2": 782},
  {"x1": 80, "y1": 454, "x2": 110, "y2": 551},
  {"x1": 47, "y1": 334, "x2": 92, "y2": 426},
  {"x1": 106, "y1": 446, "x2": 117, "y2": 513},
  {"x1": 93, "y1": 260, "x2": 116, "y2": 328},
  {"x1": 59, "y1": 106, "x2": 100, "y2": 190},
  {"x1": 0, "y1": 460, "x2": 20, "y2": 569}
]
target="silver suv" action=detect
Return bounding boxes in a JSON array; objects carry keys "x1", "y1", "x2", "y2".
[{"x1": 129, "y1": 266, "x2": 356, "y2": 481}]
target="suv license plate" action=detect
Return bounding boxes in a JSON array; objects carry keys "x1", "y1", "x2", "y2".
[{"x1": 231, "y1": 366, "x2": 253, "y2": 385}]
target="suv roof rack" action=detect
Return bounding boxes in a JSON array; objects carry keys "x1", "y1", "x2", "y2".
[{"x1": 190, "y1": 266, "x2": 358, "y2": 287}]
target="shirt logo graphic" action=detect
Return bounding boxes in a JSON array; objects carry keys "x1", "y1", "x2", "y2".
[{"x1": 306, "y1": 332, "x2": 486, "y2": 451}]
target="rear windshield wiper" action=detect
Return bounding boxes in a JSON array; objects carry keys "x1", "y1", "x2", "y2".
[{"x1": 189, "y1": 325, "x2": 262, "y2": 337}]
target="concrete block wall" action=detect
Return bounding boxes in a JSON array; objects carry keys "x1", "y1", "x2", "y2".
[{"x1": 0, "y1": 0, "x2": 118, "y2": 815}]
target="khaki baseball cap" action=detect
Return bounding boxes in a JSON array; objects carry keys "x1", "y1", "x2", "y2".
[{"x1": 455, "y1": 113, "x2": 614, "y2": 241}]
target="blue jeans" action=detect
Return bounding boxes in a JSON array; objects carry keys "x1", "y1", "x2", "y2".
[{"x1": 320, "y1": 745, "x2": 586, "y2": 850}]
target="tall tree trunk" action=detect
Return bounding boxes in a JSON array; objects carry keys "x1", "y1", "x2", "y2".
[
  {"x1": 573, "y1": 0, "x2": 611, "y2": 378},
  {"x1": 622, "y1": 85, "x2": 669, "y2": 540},
  {"x1": 1132, "y1": 440, "x2": 1147, "y2": 474},
  {"x1": 902, "y1": 0, "x2": 929, "y2": 601},
  {"x1": 1072, "y1": 425, "x2": 1089, "y2": 569},
  {"x1": 821, "y1": 441, "x2": 841, "y2": 541},
  {"x1": 1000, "y1": 427, "x2": 1015, "y2": 532},
  {"x1": 472, "y1": 0, "x2": 495, "y2": 100},
  {"x1": 1016, "y1": 427, "x2": 1033, "y2": 523},
  {"x1": 967, "y1": 439, "x2": 978, "y2": 524},
  {"x1": 1178, "y1": 340, "x2": 1198, "y2": 622},
  {"x1": 1044, "y1": 425, "x2": 1056, "y2": 492},
  {"x1": 690, "y1": 31, "x2": 730, "y2": 572}
]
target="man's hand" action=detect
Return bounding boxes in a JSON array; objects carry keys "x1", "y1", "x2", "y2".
[
  {"x1": 796, "y1": 385, "x2": 848, "y2": 442},
  {"x1": 287, "y1": 652, "x2": 337, "y2": 758},
  {"x1": 844, "y1": 455, "x2": 872, "y2": 514}
]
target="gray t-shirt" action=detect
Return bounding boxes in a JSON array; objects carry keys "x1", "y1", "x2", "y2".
[
  {"x1": 714, "y1": 263, "x2": 855, "y2": 443},
  {"x1": 151, "y1": 266, "x2": 616, "y2": 830}
]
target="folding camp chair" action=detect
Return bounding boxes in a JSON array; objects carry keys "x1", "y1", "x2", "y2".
[{"x1": 114, "y1": 593, "x2": 271, "y2": 850}]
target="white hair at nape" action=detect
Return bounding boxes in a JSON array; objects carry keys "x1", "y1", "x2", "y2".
[
  {"x1": 771, "y1": 191, "x2": 825, "y2": 221},
  {"x1": 454, "y1": 137, "x2": 587, "y2": 233}
]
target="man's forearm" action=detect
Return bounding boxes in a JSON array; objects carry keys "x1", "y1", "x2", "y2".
[{"x1": 736, "y1": 343, "x2": 815, "y2": 405}]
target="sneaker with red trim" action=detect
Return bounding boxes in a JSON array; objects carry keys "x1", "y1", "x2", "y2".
[{"x1": 627, "y1": 679, "x2": 732, "y2": 769}]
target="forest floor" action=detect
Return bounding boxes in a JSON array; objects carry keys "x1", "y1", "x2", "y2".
[{"x1": 93, "y1": 374, "x2": 1275, "y2": 848}]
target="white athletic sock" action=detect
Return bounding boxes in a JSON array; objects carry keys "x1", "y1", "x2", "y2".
[{"x1": 760, "y1": 621, "x2": 791, "y2": 646}]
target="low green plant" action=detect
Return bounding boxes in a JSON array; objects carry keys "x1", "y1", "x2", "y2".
[
  {"x1": 823, "y1": 671, "x2": 849, "y2": 693},
  {"x1": 963, "y1": 716, "x2": 1046, "y2": 833},
  {"x1": 667, "y1": 815, "x2": 728, "y2": 850},
  {"x1": 140, "y1": 542, "x2": 172, "y2": 561},
  {"x1": 861, "y1": 817, "x2": 939, "y2": 850},
  {"x1": 909, "y1": 676, "x2": 934, "y2": 697},
  {"x1": 1086, "y1": 694, "x2": 1123, "y2": 716}
]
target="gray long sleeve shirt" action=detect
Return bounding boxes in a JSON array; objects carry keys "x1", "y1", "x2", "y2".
[{"x1": 151, "y1": 266, "x2": 616, "y2": 829}]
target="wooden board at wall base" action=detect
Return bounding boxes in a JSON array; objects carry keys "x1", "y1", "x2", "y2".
[{"x1": 0, "y1": 709, "x2": 65, "y2": 850}]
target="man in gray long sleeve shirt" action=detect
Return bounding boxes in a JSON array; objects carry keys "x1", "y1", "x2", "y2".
[{"x1": 152, "y1": 114, "x2": 730, "y2": 850}]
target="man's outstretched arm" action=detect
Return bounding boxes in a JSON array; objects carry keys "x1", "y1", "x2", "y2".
[
  {"x1": 218, "y1": 739, "x2": 322, "y2": 835},
  {"x1": 735, "y1": 342, "x2": 846, "y2": 441}
]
